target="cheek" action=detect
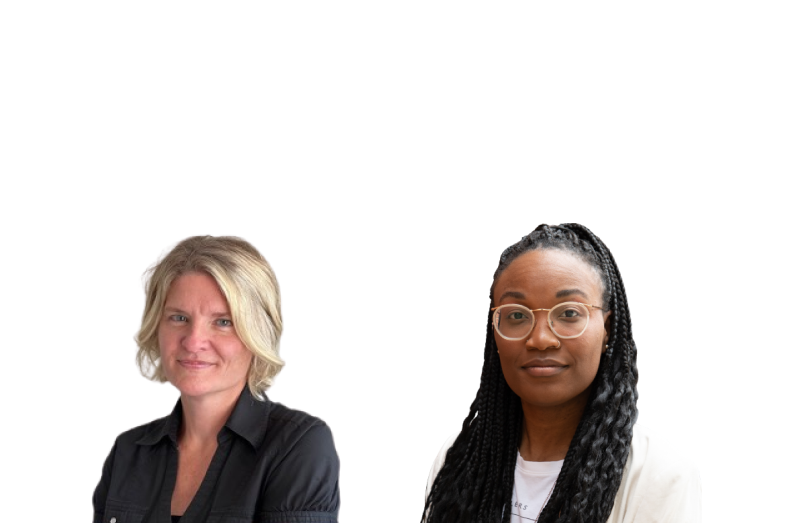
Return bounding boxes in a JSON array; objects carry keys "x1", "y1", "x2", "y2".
[
  {"x1": 573, "y1": 332, "x2": 606, "y2": 369},
  {"x1": 493, "y1": 335, "x2": 512, "y2": 361},
  {"x1": 494, "y1": 337, "x2": 520, "y2": 383},
  {"x1": 589, "y1": 325, "x2": 607, "y2": 355},
  {"x1": 493, "y1": 331, "x2": 510, "y2": 352},
  {"x1": 228, "y1": 342, "x2": 253, "y2": 367},
  {"x1": 157, "y1": 327, "x2": 176, "y2": 355},
  {"x1": 234, "y1": 349, "x2": 254, "y2": 376}
]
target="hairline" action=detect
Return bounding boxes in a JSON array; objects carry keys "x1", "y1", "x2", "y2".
[{"x1": 491, "y1": 245, "x2": 608, "y2": 309}]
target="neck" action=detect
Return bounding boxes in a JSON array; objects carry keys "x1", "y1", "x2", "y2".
[
  {"x1": 178, "y1": 386, "x2": 244, "y2": 449},
  {"x1": 519, "y1": 390, "x2": 589, "y2": 462}
]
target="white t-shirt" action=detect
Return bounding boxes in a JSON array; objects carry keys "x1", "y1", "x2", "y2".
[
  {"x1": 511, "y1": 455, "x2": 562, "y2": 522},
  {"x1": 426, "y1": 425, "x2": 701, "y2": 523}
]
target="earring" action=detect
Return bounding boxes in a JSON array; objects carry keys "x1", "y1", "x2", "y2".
[{"x1": 556, "y1": 341, "x2": 561, "y2": 349}]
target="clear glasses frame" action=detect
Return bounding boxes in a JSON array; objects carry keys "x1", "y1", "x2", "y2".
[{"x1": 491, "y1": 301, "x2": 604, "y2": 341}]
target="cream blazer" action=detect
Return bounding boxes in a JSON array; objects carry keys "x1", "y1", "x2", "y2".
[{"x1": 426, "y1": 425, "x2": 702, "y2": 522}]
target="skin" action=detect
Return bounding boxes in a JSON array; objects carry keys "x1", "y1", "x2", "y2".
[
  {"x1": 493, "y1": 248, "x2": 611, "y2": 462},
  {"x1": 158, "y1": 271, "x2": 253, "y2": 516}
]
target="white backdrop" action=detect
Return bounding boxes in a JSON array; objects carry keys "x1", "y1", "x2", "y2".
[{"x1": 1, "y1": 2, "x2": 784, "y2": 522}]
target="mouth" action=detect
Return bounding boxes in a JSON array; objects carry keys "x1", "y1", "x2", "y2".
[
  {"x1": 178, "y1": 359, "x2": 214, "y2": 370},
  {"x1": 521, "y1": 360, "x2": 568, "y2": 377}
]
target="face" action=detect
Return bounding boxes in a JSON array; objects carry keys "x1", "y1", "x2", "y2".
[
  {"x1": 158, "y1": 272, "x2": 253, "y2": 403},
  {"x1": 493, "y1": 248, "x2": 610, "y2": 411}
]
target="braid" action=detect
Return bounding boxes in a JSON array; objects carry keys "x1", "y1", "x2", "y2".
[{"x1": 422, "y1": 224, "x2": 638, "y2": 523}]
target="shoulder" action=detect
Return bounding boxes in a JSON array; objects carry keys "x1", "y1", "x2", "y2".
[
  {"x1": 267, "y1": 401, "x2": 329, "y2": 431},
  {"x1": 260, "y1": 400, "x2": 339, "y2": 474},
  {"x1": 627, "y1": 424, "x2": 702, "y2": 489},
  {"x1": 257, "y1": 402, "x2": 340, "y2": 517},
  {"x1": 97, "y1": 414, "x2": 173, "y2": 477},
  {"x1": 103, "y1": 413, "x2": 173, "y2": 453},
  {"x1": 264, "y1": 401, "x2": 336, "y2": 454},
  {"x1": 93, "y1": 414, "x2": 172, "y2": 519},
  {"x1": 610, "y1": 424, "x2": 702, "y2": 523}
]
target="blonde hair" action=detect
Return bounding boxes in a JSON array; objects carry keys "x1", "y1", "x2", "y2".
[{"x1": 136, "y1": 236, "x2": 284, "y2": 398}]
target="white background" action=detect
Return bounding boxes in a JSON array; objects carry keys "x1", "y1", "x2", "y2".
[{"x1": 1, "y1": 2, "x2": 784, "y2": 522}]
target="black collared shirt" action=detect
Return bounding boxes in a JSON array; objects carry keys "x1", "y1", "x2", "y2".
[{"x1": 93, "y1": 388, "x2": 340, "y2": 523}]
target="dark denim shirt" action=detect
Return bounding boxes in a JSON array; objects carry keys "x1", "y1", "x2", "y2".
[{"x1": 93, "y1": 388, "x2": 340, "y2": 523}]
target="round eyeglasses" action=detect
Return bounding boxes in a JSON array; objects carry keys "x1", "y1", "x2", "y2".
[{"x1": 491, "y1": 302, "x2": 604, "y2": 341}]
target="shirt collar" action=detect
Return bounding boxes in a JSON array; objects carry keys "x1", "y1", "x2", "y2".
[
  {"x1": 224, "y1": 386, "x2": 270, "y2": 450},
  {"x1": 136, "y1": 386, "x2": 270, "y2": 450}
]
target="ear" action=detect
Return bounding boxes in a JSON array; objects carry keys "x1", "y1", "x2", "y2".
[{"x1": 602, "y1": 310, "x2": 612, "y2": 353}]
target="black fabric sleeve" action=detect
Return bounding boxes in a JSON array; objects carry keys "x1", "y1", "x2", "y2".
[
  {"x1": 92, "y1": 440, "x2": 117, "y2": 523},
  {"x1": 259, "y1": 423, "x2": 340, "y2": 522}
]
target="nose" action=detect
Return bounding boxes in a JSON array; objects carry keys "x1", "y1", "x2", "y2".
[
  {"x1": 525, "y1": 311, "x2": 560, "y2": 351},
  {"x1": 182, "y1": 321, "x2": 209, "y2": 352}
]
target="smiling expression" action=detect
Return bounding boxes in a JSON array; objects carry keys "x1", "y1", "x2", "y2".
[
  {"x1": 158, "y1": 272, "x2": 253, "y2": 403},
  {"x1": 493, "y1": 248, "x2": 610, "y2": 410}
]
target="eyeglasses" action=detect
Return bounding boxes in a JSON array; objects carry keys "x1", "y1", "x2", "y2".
[{"x1": 491, "y1": 302, "x2": 604, "y2": 341}]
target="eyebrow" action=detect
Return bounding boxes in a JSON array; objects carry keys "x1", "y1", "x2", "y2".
[
  {"x1": 555, "y1": 288, "x2": 590, "y2": 299},
  {"x1": 498, "y1": 291, "x2": 526, "y2": 302}
]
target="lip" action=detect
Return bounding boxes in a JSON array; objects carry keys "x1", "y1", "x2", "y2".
[
  {"x1": 178, "y1": 359, "x2": 214, "y2": 370},
  {"x1": 521, "y1": 359, "x2": 568, "y2": 377}
]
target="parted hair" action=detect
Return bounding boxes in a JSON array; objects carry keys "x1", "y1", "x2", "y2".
[
  {"x1": 136, "y1": 236, "x2": 285, "y2": 399},
  {"x1": 422, "y1": 223, "x2": 638, "y2": 523}
]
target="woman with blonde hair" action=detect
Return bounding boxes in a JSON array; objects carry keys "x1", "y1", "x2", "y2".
[{"x1": 93, "y1": 236, "x2": 339, "y2": 523}]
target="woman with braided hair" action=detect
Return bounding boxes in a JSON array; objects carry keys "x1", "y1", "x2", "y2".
[{"x1": 422, "y1": 223, "x2": 700, "y2": 523}]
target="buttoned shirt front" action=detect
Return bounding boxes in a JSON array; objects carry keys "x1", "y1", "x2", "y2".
[{"x1": 93, "y1": 387, "x2": 340, "y2": 523}]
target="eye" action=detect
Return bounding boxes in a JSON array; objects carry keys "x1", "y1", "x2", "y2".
[
  {"x1": 553, "y1": 303, "x2": 587, "y2": 322},
  {"x1": 216, "y1": 318, "x2": 233, "y2": 327},
  {"x1": 503, "y1": 308, "x2": 531, "y2": 323},
  {"x1": 170, "y1": 314, "x2": 187, "y2": 323}
]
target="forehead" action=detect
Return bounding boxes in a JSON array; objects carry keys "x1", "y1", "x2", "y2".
[
  {"x1": 166, "y1": 272, "x2": 227, "y2": 303},
  {"x1": 493, "y1": 248, "x2": 604, "y2": 304}
]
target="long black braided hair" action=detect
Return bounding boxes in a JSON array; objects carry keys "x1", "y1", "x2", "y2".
[{"x1": 421, "y1": 223, "x2": 638, "y2": 523}]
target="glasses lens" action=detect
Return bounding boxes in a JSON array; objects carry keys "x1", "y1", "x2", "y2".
[
  {"x1": 549, "y1": 302, "x2": 589, "y2": 338},
  {"x1": 495, "y1": 305, "x2": 533, "y2": 340}
]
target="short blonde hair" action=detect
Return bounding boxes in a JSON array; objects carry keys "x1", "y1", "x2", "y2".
[{"x1": 136, "y1": 236, "x2": 284, "y2": 398}]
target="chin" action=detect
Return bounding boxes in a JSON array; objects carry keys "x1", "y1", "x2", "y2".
[
  {"x1": 169, "y1": 377, "x2": 213, "y2": 397},
  {"x1": 518, "y1": 387, "x2": 592, "y2": 411}
]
